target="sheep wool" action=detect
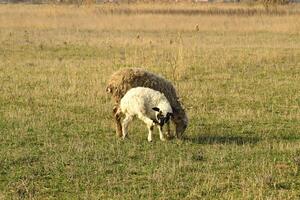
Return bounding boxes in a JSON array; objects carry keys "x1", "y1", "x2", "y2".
[{"x1": 119, "y1": 87, "x2": 172, "y2": 142}]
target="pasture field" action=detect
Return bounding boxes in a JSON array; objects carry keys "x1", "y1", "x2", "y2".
[{"x1": 0, "y1": 3, "x2": 300, "y2": 199}]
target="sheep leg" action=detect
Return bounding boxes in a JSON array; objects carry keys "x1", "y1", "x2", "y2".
[
  {"x1": 147, "y1": 125, "x2": 154, "y2": 142},
  {"x1": 172, "y1": 120, "x2": 177, "y2": 138},
  {"x1": 158, "y1": 126, "x2": 166, "y2": 141},
  {"x1": 122, "y1": 115, "x2": 133, "y2": 139},
  {"x1": 138, "y1": 114, "x2": 155, "y2": 142},
  {"x1": 113, "y1": 105, "x2": 123, "y2": 137},
  {"x1": 165, "y1": 121, "x2": 171, "y2": 138}
]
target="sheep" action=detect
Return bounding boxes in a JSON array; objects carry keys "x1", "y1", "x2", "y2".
[
  {"x1": 106, "y1": 68, "x2": 188, "y2": 139},
  {"x1": 118, "y1": 87, "x2": 173, "y2": 142}
]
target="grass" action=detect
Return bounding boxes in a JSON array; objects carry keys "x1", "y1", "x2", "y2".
[{"x1": 0, "y1": 3, "x2": 300, "y2": 199}]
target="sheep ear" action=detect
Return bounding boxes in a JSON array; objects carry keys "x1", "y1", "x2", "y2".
[{"x1": 152, "y1": 107, "x2": 160, "y2": 112}]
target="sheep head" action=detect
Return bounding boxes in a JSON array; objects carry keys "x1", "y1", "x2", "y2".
[
  {"x1": 152, "y1": 107, "x2": 172, "y2": 127},
  {"x1": 172, "y1": 107, "x2": 188, "y2": 138}
]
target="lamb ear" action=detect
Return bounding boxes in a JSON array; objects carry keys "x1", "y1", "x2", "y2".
[{"x1": 152, "y1": 107, "x2": 160, "y2": 112}]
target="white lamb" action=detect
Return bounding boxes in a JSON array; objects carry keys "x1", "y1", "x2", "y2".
[{"x1": 118, "y1": 87, "x2": 173, "y2": 142}]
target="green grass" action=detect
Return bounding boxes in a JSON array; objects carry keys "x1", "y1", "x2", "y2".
[{"x1": 0, "y1": 4, "x2": 300, "y2": 199}]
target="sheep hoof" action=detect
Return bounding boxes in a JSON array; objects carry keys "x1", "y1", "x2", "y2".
[
  {"x1": 160, "y1": 137, "x2": 166, "y2": 141},
  {"x1": 166, "y1": 134, "x2": 175, "y2": 140},
  {"x1": 116, "y1": 131, "x2": 123, "y2": 138}
]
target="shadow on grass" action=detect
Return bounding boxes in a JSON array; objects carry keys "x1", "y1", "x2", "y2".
[{"x1": 184, "y1": 134, "x2": 261, "y2": 145}]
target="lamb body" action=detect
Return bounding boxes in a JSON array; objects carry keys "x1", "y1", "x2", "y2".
[
  {"x1": 106, "y1": 68, "x2": 188, "y2": 138},
  {"x1": 119, "y1": 87, "x2": 172, "y2": 142}
]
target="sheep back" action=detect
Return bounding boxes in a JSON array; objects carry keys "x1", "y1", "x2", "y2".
[{"x1": 106, "y1": 68, "x2": 178, "y2": 108}]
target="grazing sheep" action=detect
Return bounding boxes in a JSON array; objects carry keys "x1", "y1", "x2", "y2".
[
  {"x1": 106, "y1": 68, "x2": 188, "y2": 138},
  {"x1": 118, "y1": 87, "x2": 172, "y2": 142}
]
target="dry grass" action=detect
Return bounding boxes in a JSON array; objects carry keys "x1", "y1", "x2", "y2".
[{"x1": 0, "y1": 3, "x2": 300, "y2": 199}]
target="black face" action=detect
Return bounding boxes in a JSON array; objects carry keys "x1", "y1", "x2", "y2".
[
  {"x1": 156, "y1": 112, "x2": 165, "y2": 127},
  {"x1": 152, "y1": 107, "x2": 172, "y2": 127}
]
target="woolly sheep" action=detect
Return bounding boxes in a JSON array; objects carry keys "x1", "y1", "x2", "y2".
[
  {"x1": 118, "y1": 87, "x2": 173, "y2": 142},
  {"x1": 106, "y1": 68, "x2": 188, "y2": 139}
]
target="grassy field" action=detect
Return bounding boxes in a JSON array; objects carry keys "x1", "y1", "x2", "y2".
[{"x1": 0, "y1": 3, "x2": 300, "y2": 199}]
